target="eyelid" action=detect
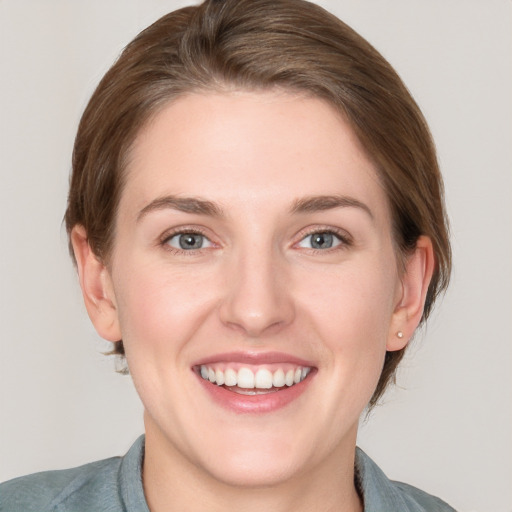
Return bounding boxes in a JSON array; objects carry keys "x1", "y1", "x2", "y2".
[
  {"x1": 160, "y1": 226, "x2": 207, "y2": 242},
  {"x1": 168, "y1": 233, "x2": 213, "y2": 250},
  {"x1": 293, "y1": 225, "x2": 353, "y2": 249},
  {"x1": 157, "y1": 224, "x2": 352, "y2": 254},
  {"x1": 159, "y1": 226, "x2": 218, "y2": 253}
]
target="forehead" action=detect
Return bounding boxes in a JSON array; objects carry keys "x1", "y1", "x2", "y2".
[{"x1": 121, "y1": 90, "x2": 389, "y2": 222}]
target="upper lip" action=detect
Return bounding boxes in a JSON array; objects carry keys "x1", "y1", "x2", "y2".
[{"x1": 192, "y1": 351, "x2": 316, "y2": 368}]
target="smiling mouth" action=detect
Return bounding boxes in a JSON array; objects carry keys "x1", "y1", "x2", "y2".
[{"x1": 196, "y1": 364, "x2": 312, "y2": 395}]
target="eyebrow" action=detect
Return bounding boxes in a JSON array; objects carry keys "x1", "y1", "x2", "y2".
[
  {"x1": 289, "y1": 194, "x2": 374, "y2": 219},
  {"x1": 137, "y1": 195, "x2": 224, "y2": 222},
  {"x1": 136, "y1": 193, "x2": 373, "y2": 222}
]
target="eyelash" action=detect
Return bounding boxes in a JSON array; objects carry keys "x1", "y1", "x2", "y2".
[
  {"x1": 160, "y1": 227, "x2": 214, "y2": 255},
  {"x1": 295, "y1": 227, "x2": 353, "y2": 253},
  {"x1": 159, "y1": 226, "x2": 352, "y2": 255}
]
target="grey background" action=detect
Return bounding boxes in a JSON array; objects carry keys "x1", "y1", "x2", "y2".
[{"x1": 1, "y1": 1, "x2": 511, "y2": 511}]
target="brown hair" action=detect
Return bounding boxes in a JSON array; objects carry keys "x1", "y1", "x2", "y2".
[{"x1": 65, "y1": 0, "x2": 451, "y2": 407}]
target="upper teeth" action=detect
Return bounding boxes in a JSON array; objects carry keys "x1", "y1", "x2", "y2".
[{"x1": 199, "y1": 365, "x2": 311, "y2": 389}]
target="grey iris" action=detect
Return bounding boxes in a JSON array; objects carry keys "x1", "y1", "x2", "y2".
[
  {"x1": 179, "y1": 233, "x2": 203, "y2": 249},
  {"x1": 311, "y1": 232, "x2": 334, "y2": 249}
]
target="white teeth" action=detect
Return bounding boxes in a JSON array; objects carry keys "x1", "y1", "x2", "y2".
[
  {"x1": 254, "y1": 369, "x2": 273, "y2": 389},
  {"x1": 224, "y1": 368, "x2": 237, "y2": 386},
  {"x1": 272, "y1": 369, "x2": 285, "y2": 387},
  {"x1": 237, "y1": 367, "x2": 255, "y2": 389},
  {"x1": 199, "y1": 364, "x2": 312, "y2": 390}
]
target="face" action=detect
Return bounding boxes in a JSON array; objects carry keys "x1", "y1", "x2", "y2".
[{"x1": 102, "y1": 91, "x2": 407, "y2": 487}]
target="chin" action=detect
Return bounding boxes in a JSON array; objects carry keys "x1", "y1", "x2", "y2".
[{"x1": 201, "y1": 447, "x2": 305, "y2": 488}]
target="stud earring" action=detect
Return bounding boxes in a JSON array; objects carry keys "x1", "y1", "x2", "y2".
[{"x1": 396, "y1": 331, "x2": 404, "y2": 339}]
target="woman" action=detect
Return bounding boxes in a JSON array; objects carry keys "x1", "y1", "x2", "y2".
[{"x1": 0, "y1": 0, "x2": 455, "y2": 510}]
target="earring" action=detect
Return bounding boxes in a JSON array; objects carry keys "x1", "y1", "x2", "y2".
[{"x1": 396, "y1": 331, "x2": 404, "y2": 339}]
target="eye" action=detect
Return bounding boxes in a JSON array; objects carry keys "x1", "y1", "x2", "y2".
[
  {"x1": 297, "y1": 231, "x2": 343, "y2": 250},
  {"x1": 166, "y1": 232, "x2": 213, "y2": 250}
]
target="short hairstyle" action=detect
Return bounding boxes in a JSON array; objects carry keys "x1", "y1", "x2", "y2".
[{"x1": 65, "y1": 0, "x2": 451, "y2": 407}]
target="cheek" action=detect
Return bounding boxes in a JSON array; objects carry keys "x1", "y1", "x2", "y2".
[
  {"x1": 296, "y1": 257, "x2": 398, "y2": 377},
  {"x1": 113, "y1": 262, "x2": 219, "y2": 355},
  {"x1": 302, "y1": 261, "x2": 396, "y2": 331},
  {"x1": 111, "y1": 263, "x2": 222, "y2": 417}
]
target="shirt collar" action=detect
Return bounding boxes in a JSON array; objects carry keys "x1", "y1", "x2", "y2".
[
  {"x1": 118, "y1": 436, "x2": 430, "y2": 512},
  {"x1": 118, "y1": 435, "x2": 150, "y2": 512}
]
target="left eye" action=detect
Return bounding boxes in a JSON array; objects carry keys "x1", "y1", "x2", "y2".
[
  {"x1": 166, "y1": 232, "x2": 212, "y2": 250},
  {"x1": 298, "y1": 231, "x2": 342, "y2": 250}
]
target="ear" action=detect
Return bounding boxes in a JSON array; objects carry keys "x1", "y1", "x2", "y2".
[
  {"x1": 71, "y1": 225, "x2": 122, "y2": 342},
  {"x1": 387, "y1": 236, "x2": 435, "y2": 351}
]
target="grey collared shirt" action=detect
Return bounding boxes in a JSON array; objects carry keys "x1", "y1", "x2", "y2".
[{"x1": 0, "y1": 435, "x2": 456, "y2": 511}]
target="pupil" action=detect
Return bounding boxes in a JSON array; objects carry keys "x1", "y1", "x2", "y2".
[
  {"x1": 179, "y1": 234, "x2": 202, "y2": 249},
  {"x1": 312, "y1": 233, "x2": 333, "y2": 249}
]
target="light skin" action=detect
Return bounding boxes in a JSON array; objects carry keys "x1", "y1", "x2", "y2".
[{"x1": 72, "y1": 90, "x2": 434, "y2": 512}]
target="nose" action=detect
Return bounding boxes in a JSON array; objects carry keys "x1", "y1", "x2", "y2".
[{"x1": 219, "y1": 247, "x2": 295, "y2": 337}]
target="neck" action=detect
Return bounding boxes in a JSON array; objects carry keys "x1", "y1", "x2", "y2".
[{"x1": 142, "y1": 416, "x2": 363, "y2": 512}]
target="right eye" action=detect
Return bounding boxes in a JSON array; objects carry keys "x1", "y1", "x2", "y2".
[{"x1": 165, "y1": 232, "x2": 213, "y2": 251}]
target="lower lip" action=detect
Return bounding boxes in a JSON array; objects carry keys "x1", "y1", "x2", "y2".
[{"x1": 194, "y1": 371, "x2": 315, "y2": 414}]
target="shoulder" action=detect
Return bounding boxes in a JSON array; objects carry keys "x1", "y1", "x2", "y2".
[
  {"x1": 355, "y1": 447, "x2": 457, "y2": 512},
  {"x1": 0, "y1": 457, "x2": 122, "y2": 512},
  {"x1": 392, "y1": 480, "x2": 457, "y2": 511},
  {"x1": 0, "y1": 436, "x2": 147, "y2": 512}
]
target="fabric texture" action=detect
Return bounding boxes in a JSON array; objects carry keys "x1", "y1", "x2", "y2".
[{"x1": 0, "y1": 435, "x2": 456, "y2": 511}]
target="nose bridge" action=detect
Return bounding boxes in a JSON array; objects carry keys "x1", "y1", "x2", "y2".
[{"x1": 219, "y1": 238, "x2": 294, "y2": 336}]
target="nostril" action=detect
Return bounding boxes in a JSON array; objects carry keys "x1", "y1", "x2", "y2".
[
  {"x1": 219, "y1": 297, "x2": 295, "y2": 337},
  {"x1": 218, "y1": 260, "x2": 295, "y2": 335}
]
